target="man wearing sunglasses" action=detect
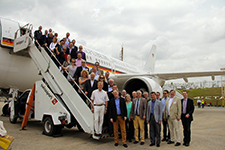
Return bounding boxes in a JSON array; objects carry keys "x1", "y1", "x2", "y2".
[
  {"x1": 161, "y1": 90, "x2": 170, "y2": 142},
  {"x1": 90, "y1": 62, "x2": 104, "y2": 75}
]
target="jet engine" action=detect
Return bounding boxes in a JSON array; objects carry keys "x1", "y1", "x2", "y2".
[{"x1": 122, "y1": 76, "x2": 163, "y2": 95}]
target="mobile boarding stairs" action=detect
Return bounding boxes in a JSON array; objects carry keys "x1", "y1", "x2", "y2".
[{"x1": 9, "y1": 24, "x2": 107, "y2": 139}]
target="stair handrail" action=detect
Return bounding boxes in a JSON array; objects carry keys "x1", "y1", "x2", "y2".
[{"x1": 35, "y1": 41, "x2": 93, "y2": 106}]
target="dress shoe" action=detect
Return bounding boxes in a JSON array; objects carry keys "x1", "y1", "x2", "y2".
[
  {"x1": 185, "y1": 143, "x2": 189, "y2": 147},
  {"x1": 140, "y1": 142, "x2": 145, "y2": 145},
  {"x1": 167, "y1": 141, "x2": 175, "y2": 144},
  {"x1": 129, "y1": 139, "x2": 132, "y2": 142},
  {"x1": 183, "y1": 143, "x2": 186, "y2": 146},
  {"x1": 149, "y1": 143, "x2": 155, "y2": 146},
  {"x1": 123, "y1": 144, "x2": 128, "y2": 148},
  {"x1": 162, "y1": 138, "x2": 166, "y2": 141},
  {"x1": 133, "y1": 141, "x2": 138, "y2": 144},
  {"x1": 157, "y1": 144, "x2": 160, "y2": 147},
  {"x1": 175, "y1": 142, "x2": 181, "y2": 146},
  {"x1": 114, "y1": 143, "x2": 118, "y2": 146}
]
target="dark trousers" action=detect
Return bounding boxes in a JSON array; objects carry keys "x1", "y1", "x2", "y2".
[
  {"x1": 181, "y1": 114, "x2": 191, "y2": 144},
  {"x1": 108, "y1": 116, "x2": 113, "y2": 135},
  {"x1": 198, "y1": 103, "x2": 201, "y2": 108},
  {"x1": 144, "y1": 119, "x2": 148, "y2": 138},
  {"x1": 149, "y1": 114, "x2": 161, "y2": 145},
  {"x1": 162, "y1": 115, "x2": 170, "y2": 140},
  {"x1": 126, "y1": 119, "x2": 134, "y2": 141}
]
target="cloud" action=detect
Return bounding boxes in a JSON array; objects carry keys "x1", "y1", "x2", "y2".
[{"x1": 0, "y1": 0, "x2": 225, "y2": 84}]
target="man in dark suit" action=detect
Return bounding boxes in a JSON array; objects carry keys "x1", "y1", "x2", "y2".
[
  {"x1": 109, "y1": 89, "x2": 128, "y2": 148},
  {"x1": 84, "y1": 72, "x2": 98, "y2": 99},
  {"x1": 181, "y1": 90, "x2": 195, "y2": 147},
  {"x1": 46, "y1": 32, "x2": 53, "y2": 47},
  {"x1": 130, "y1": 90, "x2": 147, "y2": 145},
  {"x1": 107, "y1": 83, "x2": 121, "y2": 136},
  {"x1": 34, "y1": 26, "x2": 43, "y2": 47},
  {"x1": 73, "y1": 60, "x2": 89, "y2": 83},
  {"x1": 71, "y1": 39, "x2": 78, "y2": 57},
  {"x1": 66, "y1": 42, "x2": 77, "y2": 59}
]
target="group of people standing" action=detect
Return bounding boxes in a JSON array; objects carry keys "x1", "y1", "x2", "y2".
[
  {"x1": 91, "y1": 87, "x2": 195, "y2": 148},
  {"x1": 33, "y1": 26, "x2": 195, "y2": 148}
]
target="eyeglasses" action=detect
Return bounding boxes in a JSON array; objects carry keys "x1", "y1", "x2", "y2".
[
  {"x1": 163, "y1": 93, "x2": 167, "y2": 94},
  {"x1": 100, "y1": 77, "x2": 104, "y2": 79},
  {"x1": 71, "y1": 62, "x2": 75, "y2": 63},
  {"x1": 82, "y1": 62, "x2": 85, "y2": 63}
]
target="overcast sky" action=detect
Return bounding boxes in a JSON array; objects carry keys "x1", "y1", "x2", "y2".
[{"x1": 1, "y1": 0, "x2": 225, "y2": 83}]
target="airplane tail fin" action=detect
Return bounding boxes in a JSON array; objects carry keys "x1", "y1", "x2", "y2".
[{"x1": 143, "y1": 44, "x2": 157, "y2": 73}]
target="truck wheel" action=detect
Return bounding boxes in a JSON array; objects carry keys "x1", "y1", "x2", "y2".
[
  {"x1": 66, "y1": 123, "x2": 74, "y2": 129},
  {"x1": 9, "y1": 111, "x2": 17, "y2": 124},
  {"x1": 43, "y1": 117, "x2": 62, "y2": 136},
  {"x1": 2, "y1": 104, "x2": 9, "y2": 116}
]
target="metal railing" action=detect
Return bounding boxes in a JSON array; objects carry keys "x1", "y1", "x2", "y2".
[
  {"x1": 14, "y1": 23, "x2": 33, "y2": 40},
  {"x1": 35, "y1": 41, "x2": 93, "y2": 106}
]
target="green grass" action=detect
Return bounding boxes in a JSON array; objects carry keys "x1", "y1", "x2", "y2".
[{"x1": 177, "y1": 87, "x2": 225, "y2": 106}]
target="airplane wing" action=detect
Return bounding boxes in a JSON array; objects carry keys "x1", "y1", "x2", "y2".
[
  {"x1": 154, "y1": 71, "x2": 225, "y2": 81},
  {"x1": 114, "y1": 70, "x2": 225, "y2": 81}
]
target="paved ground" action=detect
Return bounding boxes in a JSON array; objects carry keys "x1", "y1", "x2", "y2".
[{"x1": 0, "y1": 102, "x2": 225, "y2": 150}]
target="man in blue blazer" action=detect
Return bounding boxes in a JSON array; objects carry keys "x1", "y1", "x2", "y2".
[
  {"x1": 146, "y1": 92, "x2": 162, "y2": 147},
  {"x1": 109, "y1": 90, "x2": 128, "y2": 148},
  {"x1": 181, "y1": 90, "x2": 195, "y2": 147}
]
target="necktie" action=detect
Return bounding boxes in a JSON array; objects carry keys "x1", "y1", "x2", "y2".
[
  {"x1": 136, "y1": 99, "x2": 139, "y2": 115},
  {"x1": 183, "y1": 99, "x2": 187, "y2": 114}
]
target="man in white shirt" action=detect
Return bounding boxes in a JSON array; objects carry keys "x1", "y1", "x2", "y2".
[
  {"x1": 108, "y1": 79, "x2": 114, "y2": 93},
  {"x1": 91, "y1": 81, "x2": 109, "y2": 136}
]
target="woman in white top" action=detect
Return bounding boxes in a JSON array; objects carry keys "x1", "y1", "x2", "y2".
[
  {"x1": 49, "y1": 37, "x2": 60, "y2": 67},
  {"x1": 49, "y1": 37, "x2": 58, "y2": 53}
]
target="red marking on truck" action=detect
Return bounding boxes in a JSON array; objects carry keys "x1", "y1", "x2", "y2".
[{"x1": 52, "y1": 98, "x2": 58, "y2": 105}]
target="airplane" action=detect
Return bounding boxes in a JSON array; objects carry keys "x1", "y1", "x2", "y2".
[{"x1": 1, "y1": 17, "x2": 225, "y2": 96}]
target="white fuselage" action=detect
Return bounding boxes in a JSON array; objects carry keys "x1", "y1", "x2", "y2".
[
  {"x1": 0, "y1": 46, "x2": 41, "y2": 91},
  {"x1": 0, "y1": 45, "x2": 149, "y2": 91}
]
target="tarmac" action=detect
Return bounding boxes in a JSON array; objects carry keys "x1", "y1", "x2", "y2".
[{"x1": 0, "y1": 102, "x2": 225, "y2": 150}]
